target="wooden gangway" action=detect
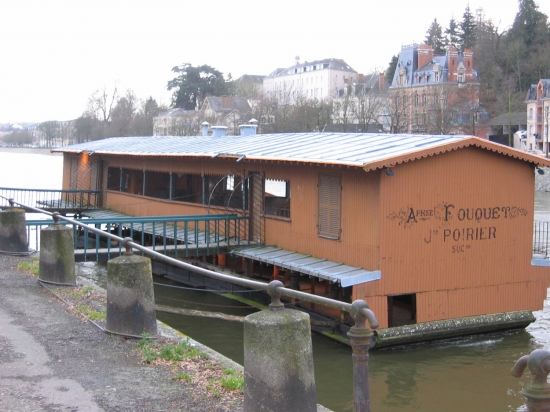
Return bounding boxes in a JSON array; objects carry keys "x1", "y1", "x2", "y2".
[{"x1": 25, "y1": 209, "x2": 250, "y2": 261}]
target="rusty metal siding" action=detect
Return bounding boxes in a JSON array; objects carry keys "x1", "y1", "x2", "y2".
[
  {"x1": 446, "y1": 281, "x2": 546, "y2": 320},
  {"x1": 379, "y1": 148, "x2": 534, "y2": 293},
  {"x1": 263, "y1": 167, "x2": 380, "y2": 270},
  {"x1": 374, "y1": 147, "x2": 540, "y2": 326}
]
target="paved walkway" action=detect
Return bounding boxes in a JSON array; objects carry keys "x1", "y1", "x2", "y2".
[{"x1": 0, "y1": 254, "x2": 236, "y2": 412}]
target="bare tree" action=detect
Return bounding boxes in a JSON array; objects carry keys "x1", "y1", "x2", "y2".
[
  {"x1": 385, "y1": 90, "x2": 409, "y2": 133},
  {"x1": 87, "y1": 86, "x2": 119, "y2": 124},
  {"x1": 351, "y1": 90, "x2": 385, "y2": 132}
]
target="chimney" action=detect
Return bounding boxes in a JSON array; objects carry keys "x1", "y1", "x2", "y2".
[
  {"x1": 201, "y1": 121, "x2": 209, "y2": 136},
  {"x1": 447, "y1": 46, "x2": 458, "y2": 81},
  {"x1": 463, "y1": 48, "x2": 473, "y2": 78},
  {"x1": 239, "y1": 124, "x2": 258, "y2": 136},
  {"x1": 378, "y1": 72, "x2": 386, "y2": 90},
  {"x1": 211, "y1": 126, "x2": 228, "y2": 137},
  {"x1": 417, "y1": 44, "x2": 433, "y2": 70}
]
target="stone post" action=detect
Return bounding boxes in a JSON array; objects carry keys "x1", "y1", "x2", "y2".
[
  {"x1": 106, "y1": 240, "x2": 157, "y2": 337},
  {"x1": 243, "y1": 280, "x2": 317, "y2": 412},
  {"x1": 512, "y1": 349, "x2": 550, "y2": 412},
  {"x1": 39, "y1": 219, "x2": 76, "y2": 286},
  {"x1": 0, "y1": 207, "x2": 27, "y2": 253}
]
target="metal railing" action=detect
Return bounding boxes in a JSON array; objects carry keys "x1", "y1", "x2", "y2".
[
  {"x1": 2, "y1": 196, "x2": 379, "y2": 412},
  {"x1": 25, "y1": 213, "x2": 250, "y2": 261},
  {"x1": 0, "y1": 187, "x2": 101, "y2": 211},
  {"x1": 534, "y1": 220, "x2": 550, "y2": 257}
]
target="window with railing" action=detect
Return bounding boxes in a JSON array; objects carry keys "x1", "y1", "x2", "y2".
[
  {"x1": 144, "y1": 171, "x2": 170, "y2": 199},
  {"x1": 121, "y1": 169, "x2": 143, "y2": 195},
  {"x1": 106, "y1": 167, "x2": 248, "y2": 210},
  {"x1": 264, "y1": 178, "x2": 290, "y2": 218},
  {"x1": 172, "y1": 173, "x2": 203, "y2": 204},
  {"x1": 107, "y1": 167, "x2": 121, "y2": 190}
]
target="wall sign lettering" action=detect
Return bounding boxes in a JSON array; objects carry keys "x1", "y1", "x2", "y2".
[{"x1": 387, "y1": 203, "x2": 528, "y2": 253}]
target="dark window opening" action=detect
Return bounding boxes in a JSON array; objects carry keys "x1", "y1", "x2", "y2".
[
  {"x1": 144, "y1": 171, "x2": 170, "y2": 199},
  {"x1": 121, "y1": 168, "x2": 143, "y2": 195},
  {"x1": 388, "y1": 294, "x2": 417, "y2": 327},
  {"x1": 264, "y1": 178, "x2": 290, "y2": 218},
  {"x1": 107, "y1": 167, "x2": 121, "y2": 190},
  {"x1": 172, "y1": 173, "x2": 203, "y2": 203}
]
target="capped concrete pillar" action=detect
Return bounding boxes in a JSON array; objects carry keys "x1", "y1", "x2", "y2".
[
  {"x1": 106, "y1": 253, "x2": 157, "y2": 337},
  {"x1": 243, "y1": 307, "x2": 317, "y2": 412},
  {"x1": 0, "y1": 208, "x2": 27, "y2": 253},
  {"x1": 39, "y1": 223, "x2": 76, "y2": 285}
]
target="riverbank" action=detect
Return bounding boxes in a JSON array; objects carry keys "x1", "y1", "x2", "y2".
[
  {"x1": 0, "y1": 253, "x2": 244, "y2": 411},
  {"x1": 0, "y1": 146, "x2": 61, "y2": 155}
]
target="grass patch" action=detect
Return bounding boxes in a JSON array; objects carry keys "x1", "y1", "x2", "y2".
[
  {"x1": 75, "y1": 304, "x2": 105, "y2": 321},
  {"x1": 174, "y1": 371, "x2": 192, "y2": 382},
  {"x1": 17, "y1": 258, "x2": 39, "y2": 276},
  {"x1": 219, "y1": 369, "x2": 244, "y2": 391},
  {"x1": 138, "y1": 338, "x2": 204, "y2": 364}
]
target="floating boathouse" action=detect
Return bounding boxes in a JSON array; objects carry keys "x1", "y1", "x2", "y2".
[{"x1": 56, "y1": 127, "x2": 550, "y2": 344}]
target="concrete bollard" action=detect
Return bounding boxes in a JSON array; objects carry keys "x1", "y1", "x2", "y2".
[
  {"x1": 39, "y1": 223, "x2": 76, "y2": 285},
  {"x1": 106, "y1": 254, "x2": 157, "y2": 337},
  {"x1": 0, "y1": 208, "x2": 27, "y2": 253},
  {"x1": 243, "y1": 281, "x2": 317, "y2": 412},
  {"x1": 512, "y1": 349, "x2": 550, "y2": 412}
]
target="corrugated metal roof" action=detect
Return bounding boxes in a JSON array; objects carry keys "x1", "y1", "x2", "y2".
[
  {"x1": 232, "y1": 246, "x2": 381, "y2": 287},
  {"x1": 56, "y1": 132, "x2": 550, "y2": 170},
  {"x1": 57, "y1": 133, "x2": 469, "y2": 167}
]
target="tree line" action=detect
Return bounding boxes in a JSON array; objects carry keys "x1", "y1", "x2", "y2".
[
  {"x1": 408, "y1": 0, "x2": 550, "y2": 116},
  {"x1": 2, "y1": 0, "x2": 547, "y2": 147}
]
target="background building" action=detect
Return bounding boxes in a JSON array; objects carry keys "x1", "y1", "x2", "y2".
[
  {"x1": 389, "y1": 44, "x2": 481, "y2": 135},
  {"x1": 263, "y1": 58, "x2": 358, "y2": 104},
  {"x1": 526, "y1": 79, "x2": 550, "y2": 155}
]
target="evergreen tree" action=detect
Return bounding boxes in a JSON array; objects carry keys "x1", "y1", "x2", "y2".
[
  {"x1": 167, "y1": 64, "x2": 227, "y2": 110},
  {"x1": 459, "y1": 5, "x2": 477, "y2": 50},
  {"x1": 444, "y1": 18, "x2": 461, "y2": 49},
  {"x1": 425, "y1": 18, "x2": 445, "y2": 54},
  {"x1": 385, "y1": 55, "x2": 398, "y2": 85},
  {"x1": 510, "y1": 0, "x2": 549, "y2": 47}
]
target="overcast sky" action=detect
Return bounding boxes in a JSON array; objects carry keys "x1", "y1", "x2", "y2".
[{"x1": 1, "y1": 0, "x2": 548, "y2": 124}]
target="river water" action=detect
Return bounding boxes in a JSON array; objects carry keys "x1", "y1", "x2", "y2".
[{"x1": 3, "y1": 148, "x2": 550, "y2": 412}]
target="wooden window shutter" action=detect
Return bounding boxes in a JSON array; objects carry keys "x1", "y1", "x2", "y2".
[{"x1": 318, "y1": 175, "x2": 341, "y2": 240}]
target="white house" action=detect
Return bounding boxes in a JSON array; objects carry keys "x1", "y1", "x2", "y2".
[{"x1": 263, "y1": 58, "x2": 358, "y2": 104}]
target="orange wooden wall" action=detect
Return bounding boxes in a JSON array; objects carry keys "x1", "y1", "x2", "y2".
[
  {"x1": 354, "y1": 147, "x2": 546, "y2": 327},
  {"x1": 64, "y1": 148, "x2": 547, "y2": 328}
]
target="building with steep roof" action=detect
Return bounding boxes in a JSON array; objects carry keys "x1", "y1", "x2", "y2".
[
  {"x1": 263, "y1": 58, "x2": 358, "y2": 104},
  {"x1": 389, "y1": 44, "x2": 480, "y2": 135},
  {"x1": 526, "y1": 79, "x2": 550, "y2": 154}
]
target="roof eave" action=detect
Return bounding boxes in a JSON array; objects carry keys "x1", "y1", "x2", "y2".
[{"x1": 362, "y1": 137, "x2": 550, "y2": 172}]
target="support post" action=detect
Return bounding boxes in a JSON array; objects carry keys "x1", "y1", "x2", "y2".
[
  {"x1": 0, "y1": 207, "x2": 27, "y2": 253},
  {"x1": 512, "y1": 349, "x2": 550, "y2": 411},
  {"x1": 243, "y1": 280, "x2": 317, "y2": 412},
  {"x1": 39, "y1": 214, "x2": 75, "y2": 285},
  {"x1": 348, "y1": 299, "x2": 379, "y2": 412},
  {"x1": 105, "y1": 238, "x2": 157, "y2": 337}
]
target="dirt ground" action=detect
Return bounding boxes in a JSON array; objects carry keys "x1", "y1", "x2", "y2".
[{"x1": 0, "y1": 253, "x2": 243, "y2": 412}]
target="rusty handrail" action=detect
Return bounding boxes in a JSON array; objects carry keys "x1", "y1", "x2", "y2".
[{"x1": 2, "y1": 195, "x2": 378, "y2": 412}]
